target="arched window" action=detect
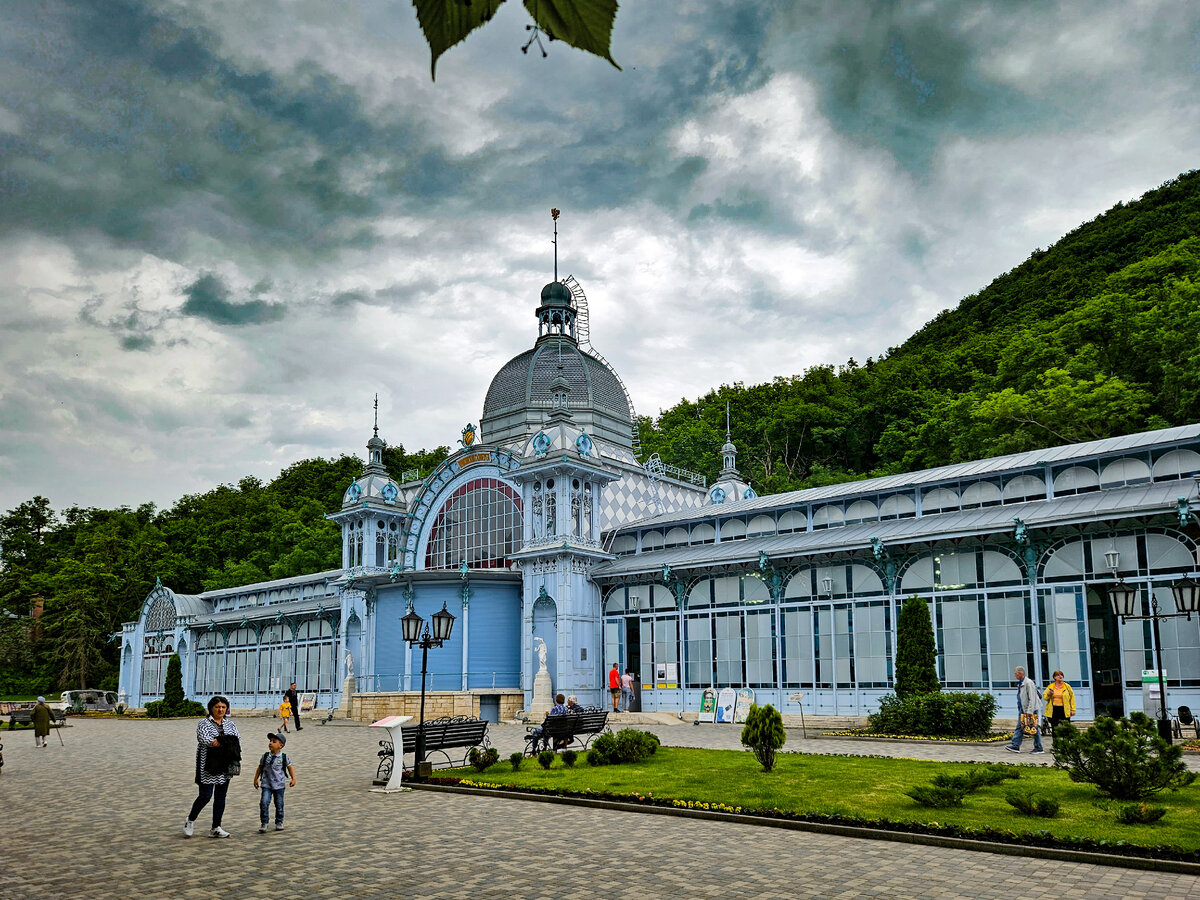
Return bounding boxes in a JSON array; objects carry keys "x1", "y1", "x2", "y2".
[
  {"x1": 425, "y1": 477, "x2": 523, "y2": 569},
  {"x1": 141, "y1": 594, "x2": 177, "y2": 698}
]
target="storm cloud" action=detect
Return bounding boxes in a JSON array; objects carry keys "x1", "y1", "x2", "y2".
[{"x1": 1, "y1": 0, "x2": 1197, "y2": 512}]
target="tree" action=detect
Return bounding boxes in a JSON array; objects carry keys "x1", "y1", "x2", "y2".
[
  {"x1": 163, "y1": 653, "x2": 185, "y2": 712},
  {"x1": 894, "y1": 596, "x2": 940, "y2": 698},
  {"x1": 740, "y1": 703, "x2": 787, "y2": 772},
  {"x1": 1052, "y1": 713, "x2": 1196, "y2": 800}
]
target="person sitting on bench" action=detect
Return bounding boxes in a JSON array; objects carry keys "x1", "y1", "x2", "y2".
[{"x1": 529, "y1": 694, "x2": 566, "y2": 753}]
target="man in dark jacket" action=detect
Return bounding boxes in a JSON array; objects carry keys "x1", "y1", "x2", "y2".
[
  {"x1": 285, "y1": 683, "x2": 302, "y2": 731},
  {"x1": 31, "y1": 697, "x2": 53, "y2": 748}
]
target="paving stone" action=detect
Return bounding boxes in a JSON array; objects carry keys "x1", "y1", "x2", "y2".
[{"x1": 0, "y1": 718, "x2": 1197, "y2": 899}]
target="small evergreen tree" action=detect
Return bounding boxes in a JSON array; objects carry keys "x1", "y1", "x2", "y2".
[
  {"x1": 163, "y1": 653, "x2": 185, "y2": 713},
  {"x1": 740, "y1": 703, "x2": 787, "y2": 772},
  {"x1": 894, "y1": 596, "x2": 940, "y2": 698}
]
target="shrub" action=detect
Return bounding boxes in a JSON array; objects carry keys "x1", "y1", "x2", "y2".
[
  {"x1": 467, "y1": 746, "x2": 499, "y2": 772},
  {"x1": 586, "y1": 729, "x2": 660, "y2": 766},
  {"x1": 740, "y1": 703, "x2": 787, "y2": 772},
  {"x1": 894, "y1": 596, "x2": 940, "y2": 698},
  {"x1": 143, "y1": 700, "x2": 167, "y2": 718},
  {"x1": 1116, "y1": 802, "x2": 1167, "y2": 825},
  {"x1": 144, "y1": 698, "x2": 205, "y2": 719},
  {"x1": 869, "y1": 691, "x2": 996, "y2": 738},
  {"x1": 906, "y1": 785, "x2": 964, "y2": 808},
  {"x1": 537, "y1": 749, "x2": 555, "y2": 769},
  {"x1": 163, "y1": 654, "x2": 185, "y2": 712},
  {"x1": 1005, "y1": 791, "x2": 1060, "y2": 818},
  {"x1": 509, "y1": 752, "x2": 523, "y2": 771},
  {"x1": 1052, "y1": 713, "x2": 1197, "y2": 800},
  {"x1": 561, "y1": 749, "x2": 578, "y2": 768}
]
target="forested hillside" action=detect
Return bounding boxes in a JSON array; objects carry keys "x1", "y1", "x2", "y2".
[
  {"x1": 638, "y1": 170, "x2": 1200, "y2": 493},
  {"x1": 3, "y1": 169, "x2": 1198, "y2": 694},
  {"x1": 0, "y1": 444, "x2": 446, "y2": 692}
]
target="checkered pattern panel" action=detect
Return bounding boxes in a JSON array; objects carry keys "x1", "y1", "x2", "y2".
[{"x1": 599, "y1": 471, "x2": 706, "y2": 531}]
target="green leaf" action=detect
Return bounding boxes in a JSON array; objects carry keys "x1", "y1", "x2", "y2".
[
  {"x1": 413, "y1": 0, "x2": 507, "y2": 80},
  {"x1": 523, "y1": 0, "x2": 621, "y2": 70}
]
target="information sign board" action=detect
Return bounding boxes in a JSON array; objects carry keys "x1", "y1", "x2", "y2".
[
  {"x1": 715, "y1": 687, "x2": 736, "y2": 723},
  {"x1": 698, "y1": 688, "x2": 717, "y2": 723},
  {"x1": 733, "y1": 687, "x2": 755, "y2": 723}
]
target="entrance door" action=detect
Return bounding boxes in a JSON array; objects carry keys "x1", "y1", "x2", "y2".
[
  {"x1": 625, "y1": 618, "x2": 641, "y2": 677},
  {"x1": 1086, "y1": 587, "x2": 1124, "y2": 718}
]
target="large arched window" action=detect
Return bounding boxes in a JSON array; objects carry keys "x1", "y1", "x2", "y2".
[
  {"x1": 141, "y1": 594, "x2": 176, "y2": 697},
  {"x1": 425, "y1": 477, "x2": 523, "y2": 569}
]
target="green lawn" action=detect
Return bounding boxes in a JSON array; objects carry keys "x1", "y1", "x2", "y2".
[{"x1": 447, "y1": 747, "x2": 1200, "y2": 852}]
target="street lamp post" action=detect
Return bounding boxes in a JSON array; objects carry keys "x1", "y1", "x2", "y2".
[
  {"x1": 400, "y1": 601, "x2": 456, "y2": 772},
  {"x1": 1107, "y1": 576, "x2": 1200, "y2": 742}
]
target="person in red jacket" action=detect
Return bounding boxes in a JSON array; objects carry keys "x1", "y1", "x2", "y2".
[{"x1": 608, "y1": 663, "x2": 621, "y2": 712}]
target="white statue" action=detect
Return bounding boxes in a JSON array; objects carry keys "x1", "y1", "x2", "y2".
[
  {"x1": 345, "y1": 650, "x2": 354, "y2": 679},
  {"x1": 534, "y1": 637, "x2": 547, "y2": 673}
]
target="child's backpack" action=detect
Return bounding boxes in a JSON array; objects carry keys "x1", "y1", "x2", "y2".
[{"x1": 260, "y1": 751, "x2": 290, "y2": 776}]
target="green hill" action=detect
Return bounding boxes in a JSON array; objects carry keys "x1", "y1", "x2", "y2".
[{"x1": 638, "y1": 169, "x2": 1200, "y2": 493}]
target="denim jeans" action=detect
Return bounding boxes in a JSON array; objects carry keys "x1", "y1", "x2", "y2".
[
  {"x1": 620, "y1": 688, "x2": 634, "y2": 711},
  {"x1": 1010, "y1": 717, "x2": 1043, "y2": 752},
  {"x1": 260, "y1": 786, "x2": 285, "y2": 825},
  {"x1": 188, "y1": 780, "x2": 230, "y2": 827}
]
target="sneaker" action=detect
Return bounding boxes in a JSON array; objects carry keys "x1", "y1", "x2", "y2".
[
  {"x1": 183, "y1": 820, "x2": 194, "y2": 837},
  {"x1": 1030, "y1": 749, "x2": 1046, "y2": 755},
  {"x1": 275, "y1": 823, "x2": 285, "y2": 831},
  {"x1": 1005, "y1": 746, "x2": 1021, "y2": 753},
  {"x1": 258, "y1": 824, "x2": 269, "y2": 833},
  {"x1": 210, "y1": 826, "x2": 231, "y2": 838}
]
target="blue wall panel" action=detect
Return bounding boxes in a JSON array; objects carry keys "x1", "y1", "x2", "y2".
[{"x1": 466, "y1": 582, "x2": 522, "y2": 688}]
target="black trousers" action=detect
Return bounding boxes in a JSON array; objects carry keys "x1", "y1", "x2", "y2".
[{"x1": 188, "y1": 781, "x2": 230, "y2": 827}]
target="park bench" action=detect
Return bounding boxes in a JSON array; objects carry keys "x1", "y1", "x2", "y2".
[
  {"x1": 7, "y1": 708, "x2": 67, "y2": 729},
  {"x1": 374, "y1": 715, "x2": 490, "y2": 782},
  {"x1": 524, "y1": 708, "x2": 609, "y2": 756}
]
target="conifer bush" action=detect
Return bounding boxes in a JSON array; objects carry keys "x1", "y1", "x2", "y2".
[
  {"x1": 1116, "y1": 802, "x2": 1167, "y2": 825},
  {"x1": 894, "y1": 596, "x2": 940, "y2": 698},
  {"x1": 1005, "y1": 790, "x2": 1060, "y2": 818},
  {"x1": 468, "y1": 746, "x2": 499, "y2": 772},
  {"x1": 906, "y1": 784, "x2": 965, "y2": 808},
  {"x1": 1052, "y1": 713, "x2": 1197, "y2": 800},
  {"x1": 164, "y1": 653, "x2": 185, "y2": 711},
  {"x1": 509, "y1": 752, "x2": 523, "y2": 771},
  {"x1": 869, "y1": 691, "x2": 995, "y2": 737},
  {"x1": 561, "y1": 749, "x2": 578, "y2": 768},
  {"x1": 538, "y1": 749, "x2": 556, "y2": 769},
  {"x1": 740, "y1": 703, "x2": 787, "y2": 772}
]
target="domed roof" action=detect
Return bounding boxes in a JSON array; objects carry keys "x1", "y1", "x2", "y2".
[
  {"x1": 540, "y1": 281, "x2": 573, "y2": 307},
  {"x1": 481, "y1": 340, "x2": 633, "y2": 448},
  {"x1": 342, "y1": 471, "x2": 401, "y2": 508}
]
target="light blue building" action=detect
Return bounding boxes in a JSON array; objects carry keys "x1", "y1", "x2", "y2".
[{"x1": 119, "y1": 274, "x2": 1200, "y2": 722}]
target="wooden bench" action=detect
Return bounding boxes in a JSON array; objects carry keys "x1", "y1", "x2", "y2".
[
  {"x1": 524, "y1": 709, "x2": 609, "y2": 755},
  {"x1": 374, "y1": 715, "x2": 490, "y2": 782},
  {"x1": 7, "y1": 708, "x2": 66, "y2": 729}
]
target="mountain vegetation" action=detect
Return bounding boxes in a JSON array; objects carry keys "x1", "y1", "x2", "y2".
[
  {"x1": 3, "y1": 169, "x2": 1198, "y2": 694},
  {"x1": 638, "y1": 170, "x2": 1200, "y2": 494}
]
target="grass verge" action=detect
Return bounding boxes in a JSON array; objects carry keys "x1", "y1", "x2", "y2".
[{"x1": 443, "y1": 747, "x2": 1200, "y2": 859}]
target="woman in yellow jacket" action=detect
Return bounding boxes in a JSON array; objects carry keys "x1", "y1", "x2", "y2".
[{"x1": 1043, "y1": 670, "x2": 1076, "y2": 730}]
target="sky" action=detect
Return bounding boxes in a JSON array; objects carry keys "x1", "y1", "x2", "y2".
[{"x1": 1, "y1": 0, "x2": 1198, "y2": 515}]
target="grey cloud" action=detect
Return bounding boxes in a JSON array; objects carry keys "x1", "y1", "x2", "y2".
[{"x1": 180, "y1": 274, "x2": 286, "y2": 326}]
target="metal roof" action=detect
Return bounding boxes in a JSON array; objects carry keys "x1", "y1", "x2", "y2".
[
  {"x1": 196, "y1": 569, "x2": 343, "y2": 600},
  {"x1": 593, "y1": 479, "x2": 1187, "y2": 579},
  {"x1": 619, "y1": 423, "x2": 1200, "y2": 531},
  {"x1": 192, "y1": 597, "x2": 337, "y2": 627}
]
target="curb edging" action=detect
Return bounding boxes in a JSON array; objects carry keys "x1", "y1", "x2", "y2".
[{"x1": 408, "y1": 782, "x2": 1200, "y2": 876}]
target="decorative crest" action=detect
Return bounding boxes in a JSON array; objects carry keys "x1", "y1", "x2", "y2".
[{"x1": 460, "y1": 423, "x2": 477, "y2": 448}]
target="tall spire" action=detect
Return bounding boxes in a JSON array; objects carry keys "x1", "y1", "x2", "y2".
[
  {"x1": 365, "y1": 394, "x2": 386, "y2": 474},
  {"x1": 720, "y1": 400, "x2": 739, "y2": 476},
  {"x1": 551, "y1": 207, "x2": 560, "y2": 281},
  {"x1": 725, "y1": 401, "x2": 732, "y2": 444},
  {"x1": 373, "y1": 392, "x2": 379, "y2": 438}
]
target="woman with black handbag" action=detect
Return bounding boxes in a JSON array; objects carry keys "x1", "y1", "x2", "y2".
[{"x1": 184, "y1": 696, "x2": 242, "y2": 838}]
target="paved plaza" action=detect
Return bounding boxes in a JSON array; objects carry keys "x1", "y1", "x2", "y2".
[{"x1": 2, "y1": 717, "x2": 1199, "y2": 899}]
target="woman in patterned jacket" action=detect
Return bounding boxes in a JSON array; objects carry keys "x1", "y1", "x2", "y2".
[{"x1": 183, "y1": 696, "x2": 241, "y2": 838}]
